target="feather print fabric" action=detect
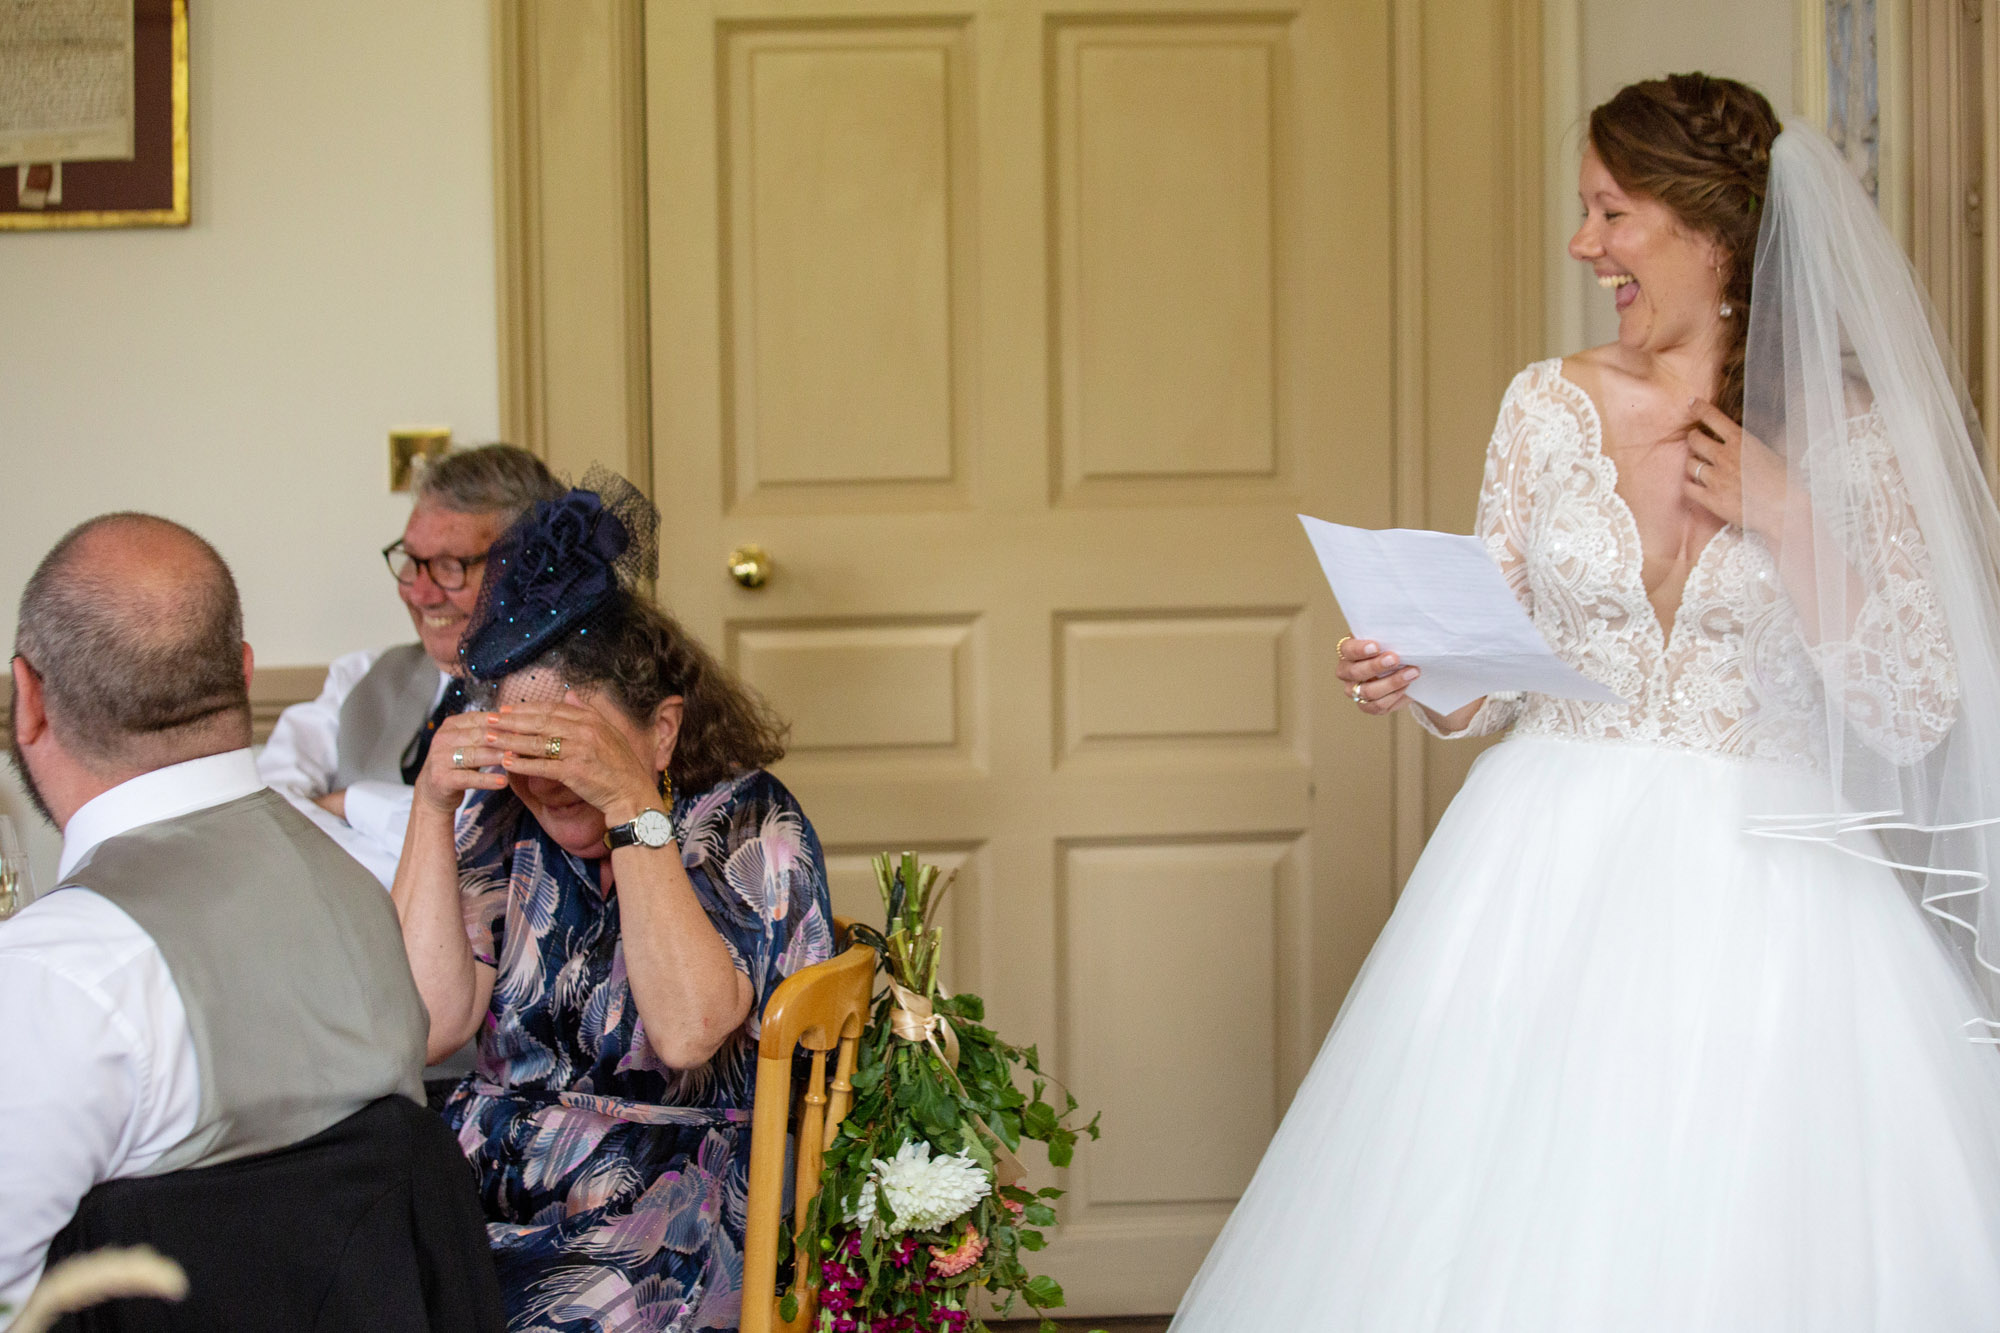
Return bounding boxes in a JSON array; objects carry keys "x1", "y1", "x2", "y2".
[{"x1": 443, "y1": 769, "x2": 834, "y2": 1331}]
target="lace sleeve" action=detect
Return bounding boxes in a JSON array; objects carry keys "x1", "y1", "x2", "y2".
[
  {"x1": 1413, "y1": 376, "x2": 1534, "y2": 740},
  {"x1": 1802, "y1": 411, "x2": 1960, "y2": 763}
]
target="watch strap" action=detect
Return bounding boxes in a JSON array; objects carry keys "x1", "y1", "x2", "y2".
[{"x1": 606, "y1": 807, "x2": 674, "y2": 850}]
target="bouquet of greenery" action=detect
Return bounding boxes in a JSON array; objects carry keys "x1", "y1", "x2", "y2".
[{"x1": 786, "y1": 852, "x2": 1100, "y2": 1333}]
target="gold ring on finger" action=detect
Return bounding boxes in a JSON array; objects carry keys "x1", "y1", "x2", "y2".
[
  {"x1": 1693, "y1": 461, "x2": 1707, "y2": 485},
  {"x1": 1337, "y1": 635, "x2": 1353, "y2": 655},
  {"x1": 452, "y1": 747, "x2": 467, "y2": 769},
  {"x1": 544, "y1": 735, "x2": 563, "y2": 760},
  {"x1": 1350, "y1": 683, "x2": 1365, "y2": 703}
]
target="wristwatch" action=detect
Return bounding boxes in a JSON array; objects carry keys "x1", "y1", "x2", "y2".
[{"x1": 606, "y1": 807, "x2": 676, "y2": 851}]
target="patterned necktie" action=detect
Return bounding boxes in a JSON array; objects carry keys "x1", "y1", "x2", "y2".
[{"x1": 401, "y1": 677, "x2": 469, "y2": 785}]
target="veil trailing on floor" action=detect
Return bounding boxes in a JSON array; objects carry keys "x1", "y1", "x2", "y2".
[{"x1": 1740, "y1": 124, "x2": 2000, "y2": 1026}]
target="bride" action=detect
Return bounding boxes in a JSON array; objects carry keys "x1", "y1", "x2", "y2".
[{"x1": 1171, "y1": 74, "x2": 2000, "y2": 1330}]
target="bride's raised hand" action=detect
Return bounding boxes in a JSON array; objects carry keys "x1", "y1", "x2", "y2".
[
  {"x1": 1337, "y1": 635, "x2": 1420, "y2": 716},
  {"x1": 1685, "y1": 397, "x2": 1791, "y2": 535}
]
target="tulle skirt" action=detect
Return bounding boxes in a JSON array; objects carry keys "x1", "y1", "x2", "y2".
[{"x1": 1171, "y1": 735, "x2": 2000, "y2": 1332}]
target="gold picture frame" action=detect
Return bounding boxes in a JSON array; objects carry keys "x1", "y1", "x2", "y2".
[{"x1": 0, "y1": 0, "x2": 190, "y2": 231}]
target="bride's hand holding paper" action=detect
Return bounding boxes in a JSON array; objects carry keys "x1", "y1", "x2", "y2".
[
  {"x1": 1300, "y1": 515, "x2": 1627, "y2": 717},
  {"x1": 1334, "y1": 635, "x2": 1422, "y2": 717}
]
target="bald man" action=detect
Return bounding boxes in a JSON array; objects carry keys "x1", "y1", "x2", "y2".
[{"x1": 0, "y1": 514, "x2": 476, "y2": 1321}]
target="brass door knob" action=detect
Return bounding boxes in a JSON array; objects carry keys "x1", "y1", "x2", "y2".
[{"x1": 728, "y1": 545, "x2": 771, "y2": 589}]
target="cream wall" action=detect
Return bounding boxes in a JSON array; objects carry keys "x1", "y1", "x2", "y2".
[
  {"x1": 0, "y1": 2, "x2": 499, "y2": 882},
  {"x1": 1553, "y1": 0, "x2": 1800, "y2": 349}
]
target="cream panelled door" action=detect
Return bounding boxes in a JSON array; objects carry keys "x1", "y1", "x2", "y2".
[{"x1": 646, "y1": 0, "x2": 1394, "y2": 1313}]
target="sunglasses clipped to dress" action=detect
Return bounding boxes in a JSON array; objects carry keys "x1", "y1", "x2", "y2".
[{"x1": 382, "y1": 540, "x2": 488, "y2": 592}]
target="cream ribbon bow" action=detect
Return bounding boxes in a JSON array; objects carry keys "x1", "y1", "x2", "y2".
[
  {"x1": 888, "y1": 979, "x2": 961, "y2": 1067},
  {"x1": 886, "y1": 979, "x2": 1026, "y2": 1188}
]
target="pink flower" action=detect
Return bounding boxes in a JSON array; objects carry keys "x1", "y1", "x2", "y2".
[
  {"x1": 927, "y1": 1230, "x2": 987, "y2": 1277},
  {"x1": 1001, "y1": 1197, "x2": 1025, "y2": 1220}
]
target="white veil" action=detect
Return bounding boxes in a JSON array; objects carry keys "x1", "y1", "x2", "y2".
[{"x1": 1740, "y1": 123, "x2": 2000, "y2": 1027}]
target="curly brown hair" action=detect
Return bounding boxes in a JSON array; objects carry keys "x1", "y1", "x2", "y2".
[
  {"x1": 541, "y1": 591, "x2": 789, "y2": 795},
  {"x1": 1588, "y1": 73, "x2": 1781, "y2": 422}
]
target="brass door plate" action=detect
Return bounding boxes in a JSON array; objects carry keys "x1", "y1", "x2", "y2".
[{"x1": 389, "y1": 427, "x2": 452, "y2": 492}]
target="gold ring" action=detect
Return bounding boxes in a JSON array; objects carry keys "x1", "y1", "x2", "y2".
[
  {"x1": 1337, "y1": 635, "x2": 1353, "y2": 655},
  {"x1": 452, "y1": 747, "x2": 466, "y2": 768},
  {"x1": 1350, "y1": 684, "x2": 1365, "y2": 704},
  {"x1": 544, "y1": 735, "x2": 563, "y2": 760}
]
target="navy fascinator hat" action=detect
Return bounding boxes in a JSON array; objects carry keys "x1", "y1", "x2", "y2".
[{"x1": 459, "y1": 466, "x2": 659, "y2": 686}]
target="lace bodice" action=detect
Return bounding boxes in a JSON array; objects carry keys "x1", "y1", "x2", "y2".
[{"x1": 1418, "y1": 360, "x2": 1959, "y2": 765}]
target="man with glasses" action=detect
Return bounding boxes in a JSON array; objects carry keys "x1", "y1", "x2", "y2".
[{"x1": 259, "y1": 445, "x2": 563, "y2": 886}]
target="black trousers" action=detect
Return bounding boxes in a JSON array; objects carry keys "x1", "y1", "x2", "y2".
[{"x1": 46, "y1": 1095, "x2": 505, "y2": 1333}]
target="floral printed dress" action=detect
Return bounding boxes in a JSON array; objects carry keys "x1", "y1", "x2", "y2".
[{"x1": 443, "y1": 768, "x2": 835, "y2": 1333}]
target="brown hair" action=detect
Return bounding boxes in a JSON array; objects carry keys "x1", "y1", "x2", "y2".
[
  {"x1": 542, "y1": 592, "x2": 788, "y2": 794},
  {"x1": 16, "y1": 513, "x2": 249, "y2": 769},
  {"x1": 1588, "y1": 73, "x2": 1781, "y2": 422}
]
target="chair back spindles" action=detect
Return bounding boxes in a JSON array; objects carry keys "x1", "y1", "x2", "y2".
[
  {"x1": 742, "y1": 921, "x2": 876, "y2": 1333},
  {"x1": 824, "y1": 1030, "x2": 861, "y2": 1149},
  {"x1": 794, "y1": 1047, "x2": 830, "y2": 1234}
]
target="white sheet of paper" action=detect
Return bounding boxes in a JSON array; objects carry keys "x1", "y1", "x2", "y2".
[{"x1": 1298, "y1": 515, "x2": 1626, "y2": 715}]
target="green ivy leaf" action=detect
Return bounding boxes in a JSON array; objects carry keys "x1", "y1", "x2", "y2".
[
  {"x1": 1024, "y1": 1275, "x2": 1066, "y2": 1308},
  {"x1": 1019, "y1": 1229, "x2": 1046, "y2": 1251},
  {"x1": 1024, "y1": 1202, "x2": 1057, "y2": 1227}
]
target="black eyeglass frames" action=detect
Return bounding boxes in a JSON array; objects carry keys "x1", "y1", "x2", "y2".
[{"x1": 382, "y1": 540, "x2": 488, "y2": 592}]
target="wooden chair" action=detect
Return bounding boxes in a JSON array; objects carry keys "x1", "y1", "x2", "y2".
[{"x1": 742, "y1": 920, "x2": 877, "y2": 1333}]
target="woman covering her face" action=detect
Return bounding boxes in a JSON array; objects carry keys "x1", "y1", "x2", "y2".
[
  {"x1": 1172, "y1": 75, "x2": 2000, "y2": 1330},
  {"x1": 391, "y1": 473, "x2": 835, "y2": 1331}
]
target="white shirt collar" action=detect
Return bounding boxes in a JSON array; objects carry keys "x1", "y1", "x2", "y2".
[{"x1": 59, "y1": 749, "x2": 265, "y2": 880}]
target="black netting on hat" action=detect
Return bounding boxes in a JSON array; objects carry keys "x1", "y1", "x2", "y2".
[{"x1": 458, "y1": 466, "x2": 659, "y2": 705}]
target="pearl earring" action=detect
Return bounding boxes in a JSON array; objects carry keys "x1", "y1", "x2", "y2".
[{"x1": 1719, "y1": 301, "x2": 1734, "y2": 318}]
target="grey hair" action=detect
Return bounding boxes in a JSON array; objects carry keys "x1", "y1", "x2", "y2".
[
  {"x1": 413, "y1": 443, "x2": 565, "y2": 523},
  {"x1": 15, "y1": 513, "x2": 249, "y2": 768}
]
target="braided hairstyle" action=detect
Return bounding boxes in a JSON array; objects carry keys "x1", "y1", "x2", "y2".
[{"x1": 1588, "y1": 73, "x2": 1781, "y2": 423}]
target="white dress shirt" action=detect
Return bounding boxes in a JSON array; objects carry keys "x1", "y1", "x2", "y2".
[
  {"x1": 0, "y1": 750, "x2": 265, "y2": 1320},
  {"x1": 257, "y1": 647, "x2": 447, "y2": 888}
]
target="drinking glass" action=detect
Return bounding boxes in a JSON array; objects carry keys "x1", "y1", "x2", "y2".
[{"x1": 0, "y1": 815, "x2": 34, "y2": 920}]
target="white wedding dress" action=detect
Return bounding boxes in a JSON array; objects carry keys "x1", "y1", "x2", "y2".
[{"x1": 1170, "y1": 360, "x2": 2000, "y2": 1332}]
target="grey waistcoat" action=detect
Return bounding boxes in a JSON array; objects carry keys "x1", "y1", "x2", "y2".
[
  {"x1": 64, "y1": 789, "x2": 429, "y2": 1174},
  {"x1": 333, "y1": 642, "x2": 441, "y2": 789}
]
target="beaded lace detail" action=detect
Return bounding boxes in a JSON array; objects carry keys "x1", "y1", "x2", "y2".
[{"x1": 1419, "y1": 361, "x2": 1959, "y2": 765}]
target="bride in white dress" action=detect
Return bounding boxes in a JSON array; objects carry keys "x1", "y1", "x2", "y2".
[{"x1": 1170, "y1": 75, "x2": 2000, "y2": 1331}]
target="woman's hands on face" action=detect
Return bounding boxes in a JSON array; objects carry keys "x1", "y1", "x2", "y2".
[
  {"x1": 1684, "y1": 397, "x2": 1794, "y2": 535},
  {"x1": 484, "y1": 700, "x2": 660, "y2": 827},
  {"x1": 413, "y1": 711, "x2": 511, "y2": 814},
  {"x1": 1337, "y1": 636, "x2": 1420, "y2": 716}
]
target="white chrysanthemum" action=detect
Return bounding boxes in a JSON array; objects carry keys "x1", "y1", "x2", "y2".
[{"x1": 848, "y1": 1139, "x2": 989, "y2": 1234}]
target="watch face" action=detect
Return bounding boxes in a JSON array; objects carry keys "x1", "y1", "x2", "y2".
[{"x1": 633, "y1": 808, "x2": 675, "y2": 847}]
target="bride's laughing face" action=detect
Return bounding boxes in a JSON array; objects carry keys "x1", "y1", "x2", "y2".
[{"x1": 1569, "y1": 144, "x2": 1727, "y2": 354}]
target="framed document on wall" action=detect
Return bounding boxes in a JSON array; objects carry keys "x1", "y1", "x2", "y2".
[{"x1": 0, "y1": 0, "x2": 188, "y2": 230}]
